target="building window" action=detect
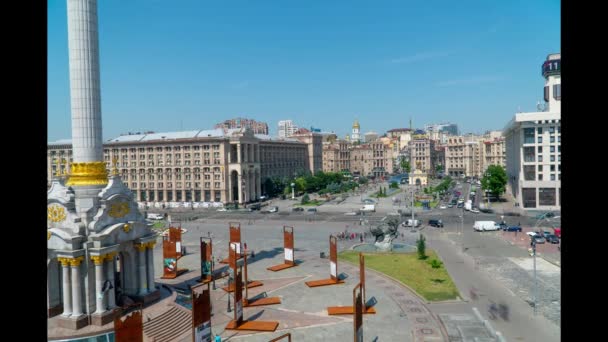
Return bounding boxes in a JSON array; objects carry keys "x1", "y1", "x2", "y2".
[
  {"x1": 522, "y1": 188, "x2": 537, "y2": 208},
  {"x1": 550, "y1": 165, "x2": 555, "y2": 172},
  {"x1": 549, "y1": 126, "x2": 555, "y2": 134},
  {"x1": 538, "y1": 165, "x2": 543, "y2": 172},
  {"x1": 550, "y1": 155, "x2": 555, "y2": 162},
  {"x1": 550, "y1": 174, "x2": 556, "y2": 181},
  {"x1": 538, "y1": 174, "x2": 543, "y2": 181},
  {"x1": 537, "y1": 136, "x2": 542, "y2": 144},
  {"x1": 553, "y1": 84, "x2": 561, "y2": 100},
  {"x1": 204, "y1": 190, "x2": 211, "y2": 201},
  {"x1": 537, "y1": 146, "x2": 542, "y2": 153},
  {"x1": 524, "y1": 165, "x2": 535, "y2": 181},
  {"x1": 214, "y1": 182, "x2": 221, "y2": 188},
  {"x1": 539, "y1": 188, "x2": 556, "y2": 206},
  {"x1": 523, "y1": 147, "x2": 535, "y2": 162},
  {"x1": 523, "y1": 128, "x2": 535, "y2": 144},
  {"x1": 214, "y1": 191, "x2": 221, "y2": 202},
  {"x1": 537, "y1": 127, "x2": 542, "y2": 135},
  {"x1": 538, "y1": 155, "x2": 543, "y2": 162},
  {"x1": 550, "y1": 146, "x2": 555, "y2": 153}
]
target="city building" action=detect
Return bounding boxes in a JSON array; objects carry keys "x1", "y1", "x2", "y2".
[
  {"x1": 291, "y1": 128, "x2": 324, "y2": 175},
  {"x1": 503, "y1": 53, "x2": 561, "y2": 210},
  {"x1": 424, "y1": 122, "x2": 459, "y2": 136},
  {"x1": 408, "y1": 138, "x2": 437, "y2": 176},
  {"x1": 364, "y1": 131, "x2": 379, "y2": 143},
  {"x1": 350, "y1": 144, "x2": 373, "y2": 177},
  {"x1": 214, "y1": 117, "x2": 269, "y2": 135},
  {"x1": 351, "y1": 119, "x2": 361, "y2": 143},
  {"x1": 278, "y1": 120, "x2": 299, "y2": 138},
  {"x1": 48, "y1": 127, "x2": 320, "y2": 203},
  {"x1": 444, "y1": 131, "x2": 506, "y2": 179},
  {"x1": 386, "y1": 128, "x2": 413, "y2": 150}
]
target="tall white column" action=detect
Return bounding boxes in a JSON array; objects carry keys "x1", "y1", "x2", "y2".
[
  {"x1": 136, "y1": 244, "x2": 148, "y2": 295},
  {"x1": 105, "y1": 253, "x2": 116, "y2": 309},
  {"x1": 250, "y1": 171, "x2": 255, "y2": 200},
  {"x1": 237, "y1": 144, "x2": 242, "y2": 163},
  {"x1": 67, "y1": 0, "x2": 103, "y2": 163},
  {"x1": 244, "y1": 144, "x2": 249, "y2": 163},
  {"x1": 146, "y1": 242, "x2": 156, "y2": 292},
  {"x1": 60, "y1": 258, "x2": 72, "y2": 317},
  {"x1": 92, "y1": 256, "x2": 105, "y2": 314},
  {"x1": 237, "y1": 172, "x2": 243, "y2": 203},
  {"x1": 256, "y1": 171, "x2": 261, "y2": 199},
  {"x1": 70, "y1": 257, "x2": 84, "y2": 317}
]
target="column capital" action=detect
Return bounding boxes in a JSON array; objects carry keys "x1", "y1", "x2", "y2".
[
  {"x1": 58, "y1": 257, "x2": 71, "y2": 266},
  {"x1": 105, "y1": 251, "x2": 118, "y2": 261},
  {"x1": 91, "y1": 255, "x2": 105, "y2": 265},
  {"x1": 69, "y1": 256, "x2": 84, "y2": 267},
  {"x1": 145, "y1": 241, "x2": 157, "y2": 249},
  {"x1": 134, "y1": 243, "x2": 147, "y2": 252}
]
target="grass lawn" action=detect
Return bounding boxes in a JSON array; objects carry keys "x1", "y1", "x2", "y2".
[
  {"x1": 300, "y1": 200, "x2": 324, "y2": 206},
  {"x1": 152, "y1": 221, "x2": 166, "y2": 229},
  {"x1": 339, "y1": 250, "x2": 460, "y2": 302}
]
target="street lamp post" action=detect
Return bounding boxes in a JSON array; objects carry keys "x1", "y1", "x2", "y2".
[
  {"x1": 291, "y1": 183, "x2": 295, "y2": 200},
  {"x1": 226, "y1": 276, "x2": 232, "y2": 313},
  {"x1": 532, "y1": 240, "x2": 537, "y2": 315}
]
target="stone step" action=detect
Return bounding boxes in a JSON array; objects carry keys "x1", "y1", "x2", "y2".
[{"x1": 143, "y1": 306, "x2": 192, "y2": 342}]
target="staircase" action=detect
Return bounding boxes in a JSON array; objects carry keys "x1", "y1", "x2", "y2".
[{"x1": 143, "y1": 305, "x2": 191, "y2": 342}]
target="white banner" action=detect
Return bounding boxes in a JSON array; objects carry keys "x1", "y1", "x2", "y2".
[
  {"x1": 284, "y1": 248, "x2": 294, "y2": 262},
  {"x1": 330, "y1": 261, "x2": 337, "y2": 277},
  {"x1": 176, "y1": 241, "x2": 181, "y2": 253}
]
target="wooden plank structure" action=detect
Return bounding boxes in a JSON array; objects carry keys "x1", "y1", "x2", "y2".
[
  {"x1": 168, "y1": 226, "x2": 184, "y2": 258},
  {"x1": 268, "y1": 333, "x2": 292, "y2": 342},
  {"x1": 327, "y1": 253, "x2": 376, "y2": 315},
  {"x1": 353, "y1": 283, "x2": 363, "y2": 342},
  {"x1": 198, "y1": 237, "x2": 213, "y2": 284},
  {"x1": 160, "y1": 230, "x2": 188, "y2": 279},
  {"x1": 225, "y1": 244, "x2": 279, "y2": 332},
  {"x1": 222, "y1": 241, "x2": 263, "y2": 292},
  {"x1": 191, "y1": 283, "x2": 212, "y2": 342},
  {"x1": 267, "y1": 226, "x2": 297, "y2": 272},
  {"x1": 305, "y1": 235, "x2": 344, "y2": 287},
  {"x1": 220, "y1": 222, "x2": 248, "y2": 264},
  {"x1": 243, "y1": 251, "x2": 281, "y2": 307},
  {"x1": 114, "y1": 304, "x2": 143, "y2": 342}
]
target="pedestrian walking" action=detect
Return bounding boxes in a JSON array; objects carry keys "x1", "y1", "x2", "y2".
[{"x1": 244, "y1": 242, "x2": 248, "y2": 251}]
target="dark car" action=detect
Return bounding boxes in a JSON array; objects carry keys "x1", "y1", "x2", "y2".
[
  {"x1": 292, "y1": 207, "x2": 304, "y2": 212},
  {"x1": 505, "y1": 226, "x2": 522, "y2": 232},
  {"x1": 307, "y1": 208, "x2": 318, "y2": 213},
  {"x1": 429, "y1": 219, "x2": 444, "y2": 228},
  {"x1": 498, "y1": 222, "x2": 508, "y2": 230},
  {"x1": 532, "y1": 235, "x2": 546, "y2": 244},
  {"x1": 457, "y1": 202, "x2": 464, "y2": 208},
  {"x1": 545, "y1": 234, "x2": 559, "y2": 244}
]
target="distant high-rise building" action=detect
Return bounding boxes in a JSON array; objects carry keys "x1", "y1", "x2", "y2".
[
  {"x1": 503, "y1": 53, "x2": 560, "y2": 211},
  {"x1": 215, "y1": 117, "x2": 268, "y2": 134},
  {"x1": 278, "y1": 120, "x2": 299, "y2": 138},
  {"x1": 425, "y1": 122, "x2": 459, "y2": 136}
]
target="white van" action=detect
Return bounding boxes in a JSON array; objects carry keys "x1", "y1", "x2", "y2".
[
  {"x1": 147, "y1": 213, "x2": 164, "y2": 221},
  {"x1": 474, "y1": 221, "x2": 498, "y2": 231},
  {"x1": 360, "y1": 204, "x2": 376, "y2": 212},
  {"x1": 402, "y1": 219, "x2": 422, "y2": 227}
]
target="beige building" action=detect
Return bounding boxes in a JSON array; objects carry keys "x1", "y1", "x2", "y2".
[
  {"x1": 445, "y1": 132, "x2": 506, "y2": 179},
  {"x1": 48, "y1": 128, "x2": 319, "y2": 204},
  {"x1": 322, "y1": 139, "x2": 394, "y2": 178},
  {"x1": 291, "y1": 129, "x2": 323, "y2": 174},
  {"x1": 408, "y1": 138, "x2": 436, "y2": 176}
]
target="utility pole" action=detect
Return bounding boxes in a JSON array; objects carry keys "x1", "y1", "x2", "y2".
[{"x1": 532, "y1": 240, "x2": 537, "y2": 315}]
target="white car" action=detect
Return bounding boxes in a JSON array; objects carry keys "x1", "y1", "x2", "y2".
[
  {"x1": 268, "y1": 206, "x2": 278, "y2": 213},
  {"x1": 217, "y1": 208, "x2": 227, "y2": 212},
  {"x1": 439, "y1": 204, "x2": 447, "y2": 209},
  {"x1": 469, "y1": 208, "x2": 480, "y2": 213}
]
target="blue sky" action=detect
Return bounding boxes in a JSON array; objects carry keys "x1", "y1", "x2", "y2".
[{"x1": 48, "y1": 0, "x2": 560, "y2": 141}]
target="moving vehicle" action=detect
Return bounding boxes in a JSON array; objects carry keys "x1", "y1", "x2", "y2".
[
  {"x1": 264, "y1": 206, "x2": 278, "y2": 213},
  {"x1": 402, "y1": 219, "x2": 422, "y2": 227},
  {"x1": 505, "y1": 226, "x2": 522, "y2": 232},
  {"x1": 307, "y1": 208, "x2": 318, "y2": 213},
  {"x1": 146, "y1": 213, "x2": 164, "y2": 220},
  {"x1": 360, "y1": 204, "x2": 376, "y2": 212},
  {"x1": 439, "y1": 204, "x2": 447, "y2": 209},
  {"x1": 292, "y1": 207, "x2": 304, "y2": 212},
  {"x1": 362, "y1": 198, "x2": 376, "y2": 204},
  {"x1": 532, "y1": 235, "x2": 546, "y2": 244},
  {"x1": 545, "y1": 234, "x2": 559, "y2": 244},
  {"x1": 469, "y1": 208, "x2": 480, "y2": 213},
  {"x1": 474, "y1": 221, "x2": 499, "y2": 231},
  {"x1": 429, "y1": 219, "x2": 444, "y2": 227}
]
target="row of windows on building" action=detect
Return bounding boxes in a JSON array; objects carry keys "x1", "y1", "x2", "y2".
[
  {"x1": 140, "y1": 190, "x2": 222, "y2": 202},
  {"x1": 130, "y1": 182, "x2": 223, "y2": 189},
  {"x1": 523, "y1": 165, "x2": 562, "y2": 181},
  {"x1": 104, "y1": 145, "x2": 222, "y2": 153},
  {"x1": 522, "y1": 187, "x2": 560, "y2": 208}
]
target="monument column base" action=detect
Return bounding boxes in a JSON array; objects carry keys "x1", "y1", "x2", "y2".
[
  {"x1": 57, "y1": 314, "x2": 89, "y2": 330},
  {"x1": 91, "y1": 310, "x2": 117, "y2": 326},
  {"x1": 133, "y1": 288, "x2": 161, "y2": 305},
  {"x1": 48, "y1": 305, "x2": 63, "y2": 318}
]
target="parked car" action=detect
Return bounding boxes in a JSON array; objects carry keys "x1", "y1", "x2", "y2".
[
  {"x1": 362, "y1": 198, "x2": 376, "y2": 204},
  {"x1": 439, "y1": 204, "x2": 447, "y2": 209},
  {"x1": 307, "y1": 208, "x2": 318, "y2": 213},
  {"x1": 292, "y1": 207, "x2": 304, "y2": 212},
  {"x1": 498, "y1": 222, "x2": 508, "y2": 230},
  {"x1": 402, "y1": 219, "x2": 422, "y2": 227},
  {"x1": 447, "y1": 203, "x2": 454, "y2": 208},
  {"x1": 553, "y1": 227, "x2": 561, "y2": 238},
  {"x1": 532, "y1": 235, "x2": 546, "y2": 244},
  {"x1": 457, "y1": 203, "x2": 464, "y2": 208},
  {"x1": 268, "y1": 206, "x2": 278, "y2": 213},
  {"x1": 474, "y1": 221, "x2": 499, "y2": 231},
  {"x1": 505, "y1": 226, "x2": 522, "y2": 232},
  {"x1": 535, "y1": 212, "x2": 555, "y2": 219},
  {"x1": 429, "y1": 219, "x2": 444, "y2": 227},
  {"x1": 469, "y1": 208, "x2": 480, "y2": 214},
  {"x1": 545, "y1": 234, "x2": 559, "y2": 244}
]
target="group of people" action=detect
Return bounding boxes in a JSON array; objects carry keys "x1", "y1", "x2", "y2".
[{"x1": 336, "y1": 230, "x2": 367, "y2": 242}]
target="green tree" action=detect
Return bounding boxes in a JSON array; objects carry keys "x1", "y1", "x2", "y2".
[
  {"x1": 358, "y1": 176, "x2": 369, "y2": 185},
  {"x1": 301, "y1": 194, "x2": 310, "y2": 204},
  {"x1": 401, "y1": 160, "x2": 411, "y2": 173},
  {"x1": 390, "y1": 181, "x2": 399, "y2": 189},
  {"x1": 435, "y1": 164, "x2": 444, "y2": 173},
  {"x1": 417, "y1": 234, "x2": 427, "y2": 260},
  {"x1": 481, "y1": 165, "x2": 508, "y2": 199}
]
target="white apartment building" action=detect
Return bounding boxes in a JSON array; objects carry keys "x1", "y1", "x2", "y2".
[
  {"x1": 503, "y1": 53, "x2": 561, "y2": 210},
  {"x1": 278, "y1": 120, "x2": 299, "y2": 138}
]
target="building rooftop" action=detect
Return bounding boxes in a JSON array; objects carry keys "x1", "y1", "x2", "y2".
[{"x1": 48, "y1": 139, "x2": 73, "y2": 146}]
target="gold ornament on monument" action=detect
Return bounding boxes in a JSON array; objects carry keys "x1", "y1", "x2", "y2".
[
  {"x1": 48, "y1": 230, "x2": 51, "y2": 240},
  {"x1": 109, "y1": 201, "x2": 130, "y2": 218},
  {"x1": 123, "y1": 224, "x2": 131, "y2": 233},
  {"x1": 47, "y1": 205, "x2": 67, "y2": 223},
  {"x1": 66, "y1": 161, "x2": 109, "y2": 186}
]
